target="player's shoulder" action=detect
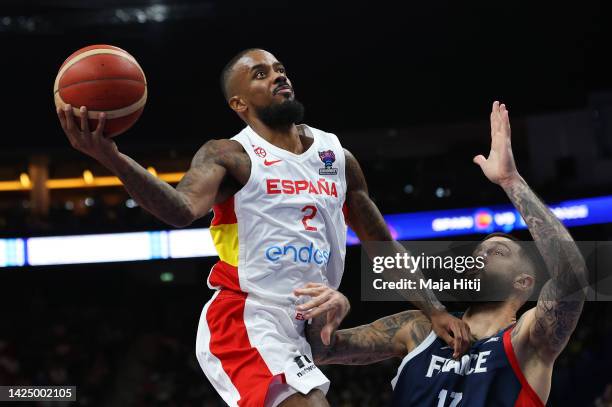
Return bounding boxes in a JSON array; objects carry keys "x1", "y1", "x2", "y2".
[
  {"x1": 509, "y1": 307, "x2": 559, "y2": 371},
  {"x1": 510, "y1": 307, "x2": 538, "y2": 358},
  {"x1": 511, "y1": 308, "x2": 536, "y2": 344},
  {"x1": 302, "y1": 124, "x2": 342, "y2": 144},
  {"x1": 191, "y1": 138, "x2": 247, "y2": 167}
]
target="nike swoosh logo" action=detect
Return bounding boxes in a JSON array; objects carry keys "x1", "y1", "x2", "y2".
[{"x1": 264, "y1": 159, "x2": 282, "y2": 166}]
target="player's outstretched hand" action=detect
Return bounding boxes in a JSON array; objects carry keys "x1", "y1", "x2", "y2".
[
  {"x1": 294, "y1": 283, "x2": 350, "y2": 346},
  {"x1": 430, "y1": 310, "x2": 472, "y2": 359},
  {"x1": 473, "y1": 101, "x2": 521, "y2": 188},
  {"x1": 57, "y1": 104, "x2": 119, "y2": 166}
]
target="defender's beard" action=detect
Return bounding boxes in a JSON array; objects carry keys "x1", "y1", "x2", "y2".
[
  {"x1": 255, "y1": 98, "x2": 305, "y2": 130},
  {"x1": 453, "y1": 270, "x2": 515, "y2": 302}
]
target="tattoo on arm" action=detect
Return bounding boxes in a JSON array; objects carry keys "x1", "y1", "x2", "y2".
[
  {"x1": 109, "y1": 139, "x2": 230, "y2": 228},
  {"x1": 511, "y1": 313, "x2": 526, "y2": 340},
  {"x1": 344, "y1": 149, "x2": 445, "y2": 316},
  {"x1": 111, "y1": 153, "x2": 197, "y2": 227},
  {"x1": 344, "y1": 149, "x2": 391, "y2": 240},
  {"x1": 307, "y1": 311, "x2": 431, "y2": 365},
  {"x1": 503, "y1": 177, "x2": 587, "y2": 358}
]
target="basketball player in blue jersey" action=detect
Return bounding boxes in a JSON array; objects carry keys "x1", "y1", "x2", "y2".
[
  {"x1": 305, "y1": 101, "x2": 588, "y2": 406},
  {"x1": 57, "y1": 48, "x2": 472, "y2": 407}
]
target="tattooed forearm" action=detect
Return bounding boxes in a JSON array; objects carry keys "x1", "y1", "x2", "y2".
[
  {"x1": 104, "y1": 140, "x2": 234, "y2": 228},
  {"x1": 108, "y1": 152, "x2": 196, "y2": 227},
  {"x1": 503, "y1": 176, "x2": 587, "y2": 356},
  {"x1": 307, "y1": 311, "x2": 431, "y2": 365},
  {"x1": 344, "y1": 149, "x2": 445, "y2": 315},
  {"x1": 504, "y1": 176, "x2": 587, "y2": 292},
  {"x1": 531, "y1": 281, "x2": 584, "y2": 354}
]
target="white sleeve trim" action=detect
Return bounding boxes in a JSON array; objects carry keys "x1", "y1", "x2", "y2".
[{"x1": 390, "y1": 330, "x2": 437, "y2": 389}]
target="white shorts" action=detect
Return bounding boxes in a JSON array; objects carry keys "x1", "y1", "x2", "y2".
[{"x1": 195, "y1": 290, "x2": 330, "y2": 407}]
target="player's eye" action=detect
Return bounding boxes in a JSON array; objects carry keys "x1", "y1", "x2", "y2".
[
  {"x1": 278, "y1": 67, "x2": 286, "y2": 74},
  {"x1": 487, "y1": 248, "x2": 504, "y2": 256},
  {"x1": 255, "y1": 71, "x2": 265, "y2": 79}
]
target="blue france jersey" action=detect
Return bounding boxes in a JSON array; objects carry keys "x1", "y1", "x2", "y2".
[{"x1": 390, "y1": 325, "x2": 544, "y2": 407}]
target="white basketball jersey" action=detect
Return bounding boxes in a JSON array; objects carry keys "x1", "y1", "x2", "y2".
[{"x1": 207, "y1": 124, "x2": 348, "y2": 305}]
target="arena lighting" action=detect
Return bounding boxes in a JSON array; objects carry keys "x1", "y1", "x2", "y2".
[
  {"x1": 0, "y1": 172, "x2": 186, "y2": 191},
  {"x1": 82, "y1": 170, "x2": 94, "y2": 185},
  {"x1": 0, "y1": 3, "x2": 214, "y2": 34},
  {"x1": 0, "y1": 181, "x2": 27, "y2": 191},
  {"x1": 19, "y1": 173, "x2": 31, "y2": 188},
  {"x1": 147, "y1": 166, "x2": 158, "y2": 177},
  {"x1": 160, "y1": 272, "x2": 175, "y2": 282},
  {"x1": 0, "y1": 194, "x2": 610, "y2": 268},
  {"x1": 0, "y1": 239, "x2": 25, "y2": 267}
]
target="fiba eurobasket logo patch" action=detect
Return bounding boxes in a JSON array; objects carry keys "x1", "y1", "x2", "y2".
[{"x1": 318, "y1": 150, "x2": 338, "y2": 175}]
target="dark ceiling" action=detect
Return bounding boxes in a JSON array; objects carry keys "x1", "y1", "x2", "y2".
[{"x1": 1, "y1": 0, "x2": 610, "y2": 153}]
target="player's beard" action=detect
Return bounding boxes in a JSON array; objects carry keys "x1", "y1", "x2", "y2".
[
  {"x1": 453, "y1": 269, "x2": 515, "y2": 303},
  {"x1": 255, "y1": 98, "x2": 305, "y2": 130}
]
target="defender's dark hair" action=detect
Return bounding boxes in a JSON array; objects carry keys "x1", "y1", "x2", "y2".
[
  {"x1": 482, "y1": 232, "x2": 519, "y2": 241},
  {"x1": 482, "y1": 232, "x2": 543, "y2": 279}
]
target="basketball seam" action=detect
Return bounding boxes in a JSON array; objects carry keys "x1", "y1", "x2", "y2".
[
  {"x1": 54, "y1": 88, "x2": 147, "y2": 119},
  {"x1": 59, "y1": 50, "x2": 140, "y2": 75},
  {"x1": 54, "y1": 48, "x2": 146, "y2": 93},
  {"x1": 54, "y1": 77, "x2": 146, "y2": 94},
  {"x1": 60, "y1": 54, "x2": 146, "y2": 85}
]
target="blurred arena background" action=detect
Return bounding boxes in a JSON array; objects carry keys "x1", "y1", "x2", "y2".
[{"x1": 1, "y1": 0, "x2": 611, "y2": 406}]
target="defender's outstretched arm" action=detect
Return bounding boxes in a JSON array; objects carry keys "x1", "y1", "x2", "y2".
[{"x1": 473, "y1": 101, "x2": 587, "y2": 361}]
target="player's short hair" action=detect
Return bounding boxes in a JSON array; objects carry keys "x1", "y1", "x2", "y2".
[
  {"x1": 481, "y1": 232, "x2": 542, "y2": 278},
  {"x1": 482, "y1": 232, "x2": 519, "y2": 242},
  {"x1": 220, "y1": 48, "x2": 265, "y2": 101}
]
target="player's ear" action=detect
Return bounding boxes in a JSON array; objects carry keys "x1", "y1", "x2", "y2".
[
  {"x1": 229, "y1": 96, "x2": 247, "y2": 113},
  {"x1": 513, "y1": 273, "x2": 534, "y2": 293}
]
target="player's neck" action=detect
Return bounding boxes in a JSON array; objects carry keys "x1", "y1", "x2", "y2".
[
  {"x1": 462, "y1": 302, "x2": 517, "y2": 340},
  {"x1": 249, "y1": 120, "x2": 305, "y2": 154}
]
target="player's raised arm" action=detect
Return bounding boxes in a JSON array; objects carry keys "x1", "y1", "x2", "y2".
[
  {"x1": 307, "y1": 310, "x2": 431, "y2": 365},
  {"x1": 57, "y1": 104, "x2": 241, "y2": 228},
  {"x1": 473, "y1": 101, "x2": 588, "y2": 362},
  {"x1": 344, "y1": 149, "x2": 471, "y2": 358}
]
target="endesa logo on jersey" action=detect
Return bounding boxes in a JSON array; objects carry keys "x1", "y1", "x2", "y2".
[
  {"x1": 265, "y1": 242, "x2": 331, "y2": 265},
  {"x1": 266, "y1": 178, "x2": 339, "y2": 198}
]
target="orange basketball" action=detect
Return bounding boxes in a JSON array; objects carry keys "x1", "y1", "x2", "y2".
[{"x1": 53, "y1": 44, "x2": 147, "y2": 137}]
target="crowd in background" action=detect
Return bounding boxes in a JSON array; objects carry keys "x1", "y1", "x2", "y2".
[{"x1": 1, "y1": 286, "x2": 611, "y2": 407}]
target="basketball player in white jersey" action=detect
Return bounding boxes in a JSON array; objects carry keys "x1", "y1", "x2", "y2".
[{"x1": 57, "y1": 48, "x2": 471, "y2": 407}]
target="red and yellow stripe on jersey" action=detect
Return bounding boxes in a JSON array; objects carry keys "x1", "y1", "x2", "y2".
[{"x1": 208, "y1": 196, "x2": 241, "y2": 292}]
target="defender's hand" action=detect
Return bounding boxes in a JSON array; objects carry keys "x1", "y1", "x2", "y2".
[
  {"x1": 430, "y1": 310, "x2": 471, "y2": 359},
  {"x1": 294, "y1": 283, "x2": 350, "y2": 346},
  {"x1": 57, "y1": 105, "x2": 119, "y2": 165},
  {"x1": 473, "y1": 101, "x2": 521, "y2": 188}
]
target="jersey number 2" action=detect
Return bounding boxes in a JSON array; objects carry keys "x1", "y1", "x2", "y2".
[
  {"x1": 301, "y1": 205, "x2": 318, "y2": 231},
  {"x1": 437, "y1": 389, "x2": 462, "y2": 407}
]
